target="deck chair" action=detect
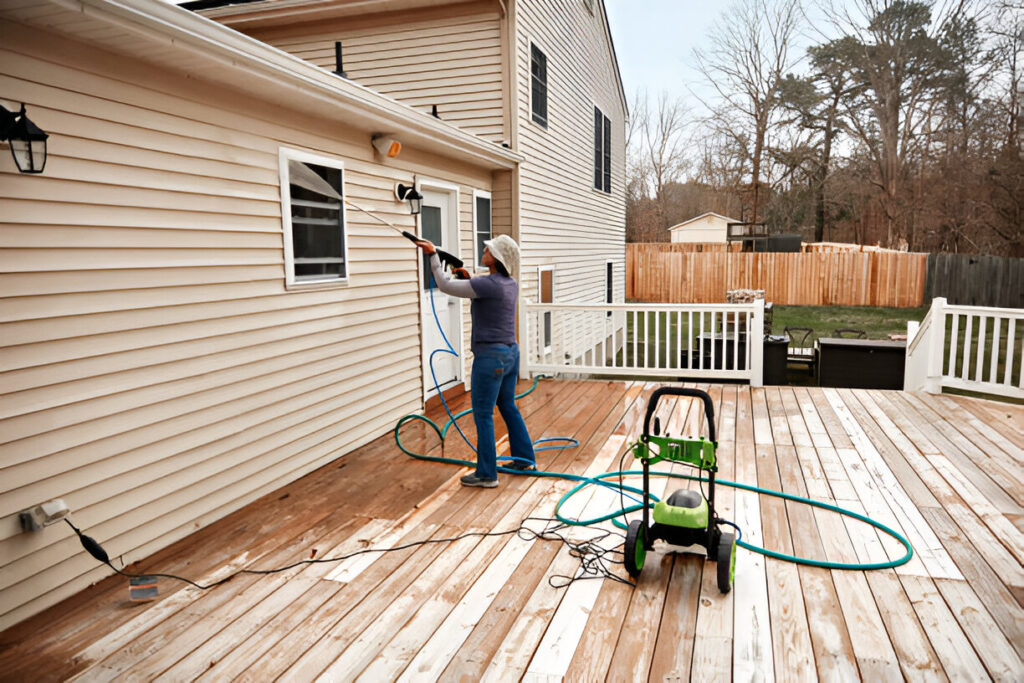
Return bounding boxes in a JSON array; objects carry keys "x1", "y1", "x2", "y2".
[
  {"x1": 832, "y1": 328, "x2": 867, "y2": 339},
  {"x1": 784, "y1": 326, "x2": 817, "y2": 371}
]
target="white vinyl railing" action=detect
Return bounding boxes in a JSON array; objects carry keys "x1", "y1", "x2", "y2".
[
  {"x1": 905, "y1": 297, "x2": 1024, "y2": 399},
  {"x1": 524, "y1": 301, "x2": 764, "y2": 385}
]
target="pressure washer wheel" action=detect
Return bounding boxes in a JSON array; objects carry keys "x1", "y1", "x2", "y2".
[
  {"x1": 716, "y1": 532, "x2": 736, "y2": 593},
  {"x1": 624, "y1": 519, "x2": 647, "y2": 579}
]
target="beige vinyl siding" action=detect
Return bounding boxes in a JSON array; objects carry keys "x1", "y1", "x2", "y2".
[
  {"x1": 513, "y1": 0, "x2": 626, "y2": 314},
  {"x1": 0, "y1": 26, "x2": 492, "y2": 630},
  {"x1": 250, "y1": 10, "x2": 506, "y2": 144}
]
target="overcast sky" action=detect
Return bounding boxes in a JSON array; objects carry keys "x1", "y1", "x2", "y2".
[{"x1": 605, "y1": 0, "x2": 724, "y2": 108}]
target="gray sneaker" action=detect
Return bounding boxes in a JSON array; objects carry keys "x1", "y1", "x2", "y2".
[{"x1": 460, "y1": 474, "x2": 498, "y2": 488}]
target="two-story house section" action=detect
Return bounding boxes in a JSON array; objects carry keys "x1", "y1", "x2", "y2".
[{"x1": 195, "y1": 0, "x2": 628, "y2": 370}]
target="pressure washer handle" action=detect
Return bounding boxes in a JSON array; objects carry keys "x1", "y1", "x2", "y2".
[
  {"x1": 642, "y1": 387, "x2": 716, "y2": 444},
  {"x1": 403, "y1": 231, "x2": 468, "y2": 279}
]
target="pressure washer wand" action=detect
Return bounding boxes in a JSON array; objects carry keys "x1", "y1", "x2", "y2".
[{"x1": 341, "y1": 198, "x2": 468, "y2": 279}]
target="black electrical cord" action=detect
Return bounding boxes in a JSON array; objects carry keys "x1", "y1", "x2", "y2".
[{"x1": 66, "y1": 515, "x2": 634, "y2": 592}]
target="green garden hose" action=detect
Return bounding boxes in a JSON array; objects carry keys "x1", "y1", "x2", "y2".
[{"x1": 394, "y1": 390, "x2": 914, "y2": 571}]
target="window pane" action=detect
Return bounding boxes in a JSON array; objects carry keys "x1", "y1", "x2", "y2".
[
  {"x1": 289, "y1": 160, "x2": 345, "y2": 281},
  {"x1": 475, "y1": 195, "x2": 491, "y2": 265},
  {"x1": 531, "y1": 44, "x2": 548, "y2": 126},
  {"x1": 603, "y1": 114, "x2": 611, "y2": 193},
  {"x1": 421, "y1": 205, "x2": 442, "y2": 290},
  {"x1": 606, "y1": 262, "x2": 613, "y2": 303}
]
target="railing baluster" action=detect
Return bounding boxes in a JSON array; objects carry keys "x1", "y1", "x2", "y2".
[
  {"x1": 947, "y1": 313, "x2": 959, "y2": 379},
  {"x1": 626, "y1": 311, "x2": 634, "y2": 370},
  {"x1": 975, "y1": 315, "x2": 987, "y2": 383},
  {"x1": 990, "y1": 317, "x2": 1001, "y2": 384},
  {"x1": 962, "y1": 315, "x2": 973, "y2": 380},
  {"x1": 710, "y1": 311, "x2": 717, "y2": 370},
  {"x1": 1005, "y1": 320, "x2": 1016, "y2": 387},
  {"x1": 655, "y1": 310, "x2": 661, "y2": 369},
  {"x1": 698, "y1": 312, "x2": 705, "y2": 370}
]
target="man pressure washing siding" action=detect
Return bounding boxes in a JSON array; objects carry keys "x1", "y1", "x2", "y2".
[{"x1": 414, "y1": 235, "x2": 536, "y2": 488}]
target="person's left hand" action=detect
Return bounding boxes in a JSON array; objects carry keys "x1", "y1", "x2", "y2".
[{"x1": 414, "y1": 239, "x2": 436, "y2": 255}]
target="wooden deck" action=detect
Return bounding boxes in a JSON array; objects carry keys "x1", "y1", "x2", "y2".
[{"x1": 1, "y1": 380, "x2": 1022, "y2": 681}]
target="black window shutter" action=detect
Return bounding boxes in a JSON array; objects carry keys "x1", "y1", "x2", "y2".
[{"x1": 594, "y1": 107, "x2": 602, "y2": 189}]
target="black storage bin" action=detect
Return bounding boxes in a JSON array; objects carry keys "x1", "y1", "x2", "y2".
[
  {"x1": 817, "y1": 338, "x2": 906, "y2": 389},
  {"x1": 762, "y1": 335, "x2": 788, "y2": 385}
]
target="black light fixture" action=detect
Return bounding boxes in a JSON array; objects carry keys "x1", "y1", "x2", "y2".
[
  {"x1": 1, "y1": 103, "x2": 49, "y2": 174},
  {"x1": 396, "y1": 183, "x2": 423, "y2": 215}
]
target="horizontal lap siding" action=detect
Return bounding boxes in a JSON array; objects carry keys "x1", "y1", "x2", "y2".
[
  {"x1": 256, "y1": 13, "x2": 505, "y2": 144},
  {"x1": 0, "y1": 29, "x2": 491, "y2": 630},
  {"x1": 516, "y1": 0, "x2": 626, "y2": 310}
]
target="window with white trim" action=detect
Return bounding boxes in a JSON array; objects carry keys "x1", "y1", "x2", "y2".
[
  {"x1": 539, "y1": 266, "x2": 554, "y2": 351},
  {"x1": 280, "y1": 149, "x2": 348, "y2": 286},
  {"x1": 531, "y1": 43, "x2": 548, "y2": 127},
  {"x1": 593, "y1": 106, "x2": 611, "y2": 193},
  {"x1": 473, "y1": 190, "x2": 492, "y2": 269}
]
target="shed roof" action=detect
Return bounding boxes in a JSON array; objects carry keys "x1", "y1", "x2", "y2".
[{"x1": 667, "y1": 212, "x2": 741, "y2": 232}]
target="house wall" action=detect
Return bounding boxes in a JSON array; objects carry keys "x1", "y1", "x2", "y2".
[
  {"x1": 0, "y1": 23, "x2": 492, "y2": 630},
  {"x1": 245, "y1": 2, "x2": 507, "y2": 145},
  {"x1": 512, "y1": 0, "x2": 626, "y2": 319}
]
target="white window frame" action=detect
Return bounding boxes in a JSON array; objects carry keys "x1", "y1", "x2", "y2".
[
  {"x1": 538, "y1": 265, "x2": 555, "y2": 353},
  {"x1": 279, "y1": 147, "x2": 350, "y2": 289},
  {"x1": 529, "y1": 41, "x2": 549, "y2": 129},
  {"x1": 472, "y1": 189, "x2": 493, "y2": 270}
]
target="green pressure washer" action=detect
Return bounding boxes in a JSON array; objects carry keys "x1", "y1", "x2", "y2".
[{"x1": 624, "y1": 387, "x2": 737, "y2": 593}]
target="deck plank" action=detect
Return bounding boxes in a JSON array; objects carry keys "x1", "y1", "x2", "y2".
[
  {"x1": 2, "y1": 382, "x2": 1022, "y2": 683},
  {"x1": 755, "y1": 389, "x2": 816, "y2": 682}
]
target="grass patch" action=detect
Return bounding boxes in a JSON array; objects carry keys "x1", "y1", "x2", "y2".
[{"x1": 769, "y1": 304, "x2": 929, "y2": 340}]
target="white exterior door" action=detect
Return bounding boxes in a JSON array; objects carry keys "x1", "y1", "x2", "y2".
[{"x1": 419, "y1": 188, "x2": 462, "y2": 397}]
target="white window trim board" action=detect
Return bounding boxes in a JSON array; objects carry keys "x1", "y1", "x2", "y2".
[
  {"x1": 279, "y1": 147, "x2": 350, "y2": 290},
  {"x1": 472, "y1": 189, "x2": 493, "y2": 270}
]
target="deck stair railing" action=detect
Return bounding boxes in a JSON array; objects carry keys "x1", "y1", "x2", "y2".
[
  {"x1": 905, "y1": 297, "x2": 1024, "y2": 399},
  {"x1": 524, "y1": 301, "x2": 764, "y2": 385}
]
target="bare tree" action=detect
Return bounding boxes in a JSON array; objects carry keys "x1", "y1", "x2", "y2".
[
  {"x1": 693, "y1": 0, "x2": 805, "y2": 224},
  {"x1": 626, "y1": 89, "x2": 693, "y2": 240}
]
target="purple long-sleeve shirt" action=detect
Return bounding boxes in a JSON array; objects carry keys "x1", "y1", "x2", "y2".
[{"x1": 430, "y1": 254, "x2": 517, "y2": 352}]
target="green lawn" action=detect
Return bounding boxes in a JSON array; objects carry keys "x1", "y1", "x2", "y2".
[{"x1": 769, "y1": 304, "x2": 930, "y2": 340}]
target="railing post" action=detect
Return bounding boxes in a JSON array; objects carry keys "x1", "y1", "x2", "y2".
[
  {"x1": 750, "y1": 298, "x2": 764, "y2": 387},
  {"x1": 924, "y1": 297, "x2": 946, "y2": 393}
]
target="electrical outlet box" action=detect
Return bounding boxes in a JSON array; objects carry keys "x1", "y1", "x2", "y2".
[{"x1": 19, "y1": 499, "x2": 70, "y2": 531}]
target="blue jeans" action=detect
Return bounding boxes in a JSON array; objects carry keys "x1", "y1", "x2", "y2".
[{"x1": 470, "y1": 343, "x2": 535, "y2": 480}]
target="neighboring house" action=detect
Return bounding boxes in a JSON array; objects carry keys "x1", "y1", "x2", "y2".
[
  {"x1": 668, "y1": 212, "x2": 739, "y2": 243},
  {"x1": 0, "y1": 0, "x2": 625, "y2": 630}
]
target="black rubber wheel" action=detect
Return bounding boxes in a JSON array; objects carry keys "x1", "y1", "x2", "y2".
[
  {"x1": 717, "y1": 532, "x2": 736, "y2": 593},
  {"x1": 624, "y1": 519, "x2": 647, "y2": 579}
]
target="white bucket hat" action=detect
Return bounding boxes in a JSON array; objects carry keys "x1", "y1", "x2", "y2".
[{"x1": 484, "y1": 234, "x2": 520, "y2": 278}]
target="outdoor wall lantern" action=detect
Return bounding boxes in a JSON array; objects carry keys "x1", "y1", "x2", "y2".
[
  {"x1": 396, "y1": 183, "x2": 423, "y2": 215},
  {"x1": 1, "y1": 103, "x2": 49, "y2": 174}
]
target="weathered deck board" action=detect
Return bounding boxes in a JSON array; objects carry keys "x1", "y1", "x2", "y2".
[{"x1": 1, "y1": 382, "x2": 1022, "y2": 682}]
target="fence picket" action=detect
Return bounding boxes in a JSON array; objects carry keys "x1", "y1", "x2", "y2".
[{"x1": 626, "y1": 244, "x2": 928, "y2": 307}]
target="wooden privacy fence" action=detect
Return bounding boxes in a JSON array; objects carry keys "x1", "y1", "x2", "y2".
[
  {"x1": 925, "y1": 253, "x2": 1024, "y2": 309},
  {"x1": 627, "y1": 243, "x2": 927, "y2": 307}
]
